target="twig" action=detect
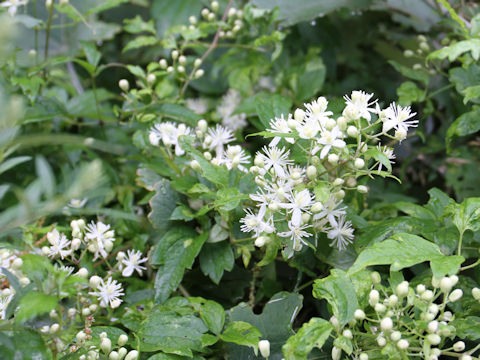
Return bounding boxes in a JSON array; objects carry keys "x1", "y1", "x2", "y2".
[{"x1": 179, "y1": 0, "x2": 233, "y2": 97}]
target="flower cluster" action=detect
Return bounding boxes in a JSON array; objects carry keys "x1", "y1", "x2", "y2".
[
  {"x1": 73, "y1": 330, "x2": 138, "y2": 360},
  {"x1": 0, "y1": 249, "x2": 27, "y2": 319},
  {"x1": 147, "y1": 91, "x2": 418, "y2": 255},
  {"x1": 329, "y1": 273, "x2": 479, "y2": 360}
]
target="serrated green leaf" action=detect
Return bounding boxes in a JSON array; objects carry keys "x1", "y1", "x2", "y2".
[
  {"x1": 313, "y1": 269, "x2": 357, "y2": 327},
  {"x1": 199, "y1": 242, "x2": 234, "y2": 284},
  {"x1": 282, "y1": 318, "x2": 333, "y2": 360},
  {"x1": 148, "y1": 180, "x2": 180, "y2": 235},
  {"x1": 124, "y1": 15, "x2": 157, "y2": 35},
  {"x1": 123, "y1": 35, "x2": 159, "y2": 52},
  {"x1": 428, "y1": 39, "x2": 480, "y2": 62},
  {"x1": 397, "y1": 81, "x2": 425, "y2": 106},
  {"x1": 199, "y1": 300, "x2": 225, "y2": 335},
  {"x1": 446, "y1": 108, "x2": 480, "y2": 152},
  {"x1": 220, "y1": 321, "x2": 262, "y2": 349},
  {"x1": 16, "y1": 292, "x2": 58, "y2": 323}
]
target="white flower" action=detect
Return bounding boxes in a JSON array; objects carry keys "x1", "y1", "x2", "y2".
[
  {"x1": 296, "y1": 117, "x2": 320, "y2": 140},
  {"x1": 257, "y1": 146, "x2": 293, "y2": 178},
  {"x1": 69, "y1": 198, "x2": 87, "y2": 208},
  {"x1": 313, "y1": 197, "x2": 346, "y2": 227},
  {"x1": 89, "y1": 277, "x2": 124, "y2": 308},
  {"x1": 343, "y1": 90, "x2": 377, "y2": 121},
  {"x1": 46, "y1": 229, "x2": 72, "y2": 259},
  {"x1": 206, "y1": 124, "x2": 235, "y2": 156},
  {"x1": 381, "y1": 103, "x2": 418, "y2": 133},
  {"x1": 121, "y1": 250, "x2": 148, "y2": 277},
  {"x1": 220, "y1": 145, "x2": 250, "y2": 172},
  {"x1": 267, "y1": 115, "x2": 294, "y2": 147},
  {"x1": 0, "y1": 294, "x2": 13, "y2": 320},
  {"x1": 85, "y1": 221, "x2": 115, "y2": 260},
  {"x1": 1, "y1": 0, "x2": 27, "y2": 16},
  {"x1": 304, "y1": 97, "x2": 332, "y2": 121},
  {"x1": 185, "y1": 98, "x2": 208, "y2": 114},
  {"x1": 217, "y1": 89, "x2": 247, "y2": 132},
  {"x1": 281, "y1": 189, "x2": 314, "y2": 226},
  {"x1": 149, "y1": 122, "x2": 193, "y2": 156},
  {"x1": 327, "y1": 215, "x2": 354, "y2": 250},
  {"x1": 278, "y1": 221, "x2": 312, "y2": 251},
  {"x1": 240, "y1": 206, "x2": 274, "y2": 236},
  {"x1": 313, "y1": 126, "x2": 346, "y2": 159}
]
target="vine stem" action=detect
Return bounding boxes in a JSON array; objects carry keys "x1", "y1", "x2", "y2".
[
  {"x1": 457, "y1": 229, "x2": 465, "y2": 256},
  {"x1": 179, "y1": 0, "x2": 233, "y2": 97},
  {"x1": 44, "y1": 3, "x2": 54, "y2": 61}
]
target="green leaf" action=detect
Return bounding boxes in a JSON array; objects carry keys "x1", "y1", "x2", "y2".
[
  {"x1": 397, "y1": 81, "x2": 425, "y2": 106},
  {"x1": 123, "y1": 35, "x2": 159, "y2": 52},
  {"x1": 220, "y1": 321, "x2": 262, "y2": 349},
  {"x1": 80, "y1": 41, "x2": 101, "y2": 67},
  {"x1": 364, "y1": 148, "x2": 392, "y2": 172},
  {"x1": 139, "y1": 309, "x2": 208, "y2": 355},
  {"x1": 148, "y1": 180, "x2": 180, "y2": 236},
  {"x1": 425, "y1": 188, "x2": 450, "y2": 218},
  {"x1": 451, "y1": 316, "x2": 480, "y2": 340},
  {"x1": 124, "y1": 15, "x2": 157, "y2": 35},
  {"x1": 179, "y1": 136, "x2": 229, "y2": 187},
  {"x1": 170, "y1": 205, "x2": 195, "y2": 221},
  {"x1": 0, "y1": 330, "x2": 51, "y2": 360},
  {"x1": 430, "y1": 255, "x2": 464, "y2": 278},
  {"x1": 388, "y1": 60, "x2": 429, "y2": 84},
  {"x1": 0, "y1": 156, "x2": 31, "y2": 175},
  {"x1": 446, "y1": 197, "x2": 480, "y2": 234},
  {"x1": 90, "y1": 327, "x2": 127, "y2": 345},
  {"x1": 333, "y1": 335, "x2": 353, "y2": 355},
  {"x1": 313, "y1": 269, "x2": 358, "y2": 327},
  {"x1": 462, "y1": 85, "x2": 480, "y2": 104},
  {"x1": 428, "y1": 39, "x2": 480, "y2": 62},
  {"x1": 136, "y1": 167, "x2": 163, "y2": 191},
  {"x1": 152, "y1": 227, "x2": 207, "y2": 303},
  {"x1": 16, "y1": 292, "x2": 58, "y2": 323},
  {"x1": 295, "y1": 55, "x2": 326, "y2": 102},
  {"x1": 446, "y1": 108, "x2": 480, "y2": 152},
  {"x1": 86, "y1": 0, "x2": 129, "y2": 15},
  {"x1": 449, "y1": 65, "x2": 480, "y2": 97},
  {"x1": 127, "y1": 65, "x2": 146, "y2": 78},
  {"x1": 35, "y1": 156, "x2": 56, "y2": 198},
  {"x1": 199, "y1": 242, "x2": 234, "y2": 284},
  {"x1": 215, "y1": 188, "x2": 247, "y2": 211},
  {"x1": 250, "y1": 0, "x2": 373, "y2": 25},
  {"x1": 282, "y1": 318, "x2": 333, "y2": 360},
  {"x1": 350, "y1": 233, "x2": 464, "y2": 277},
  {"x1": 254, "y1": 93, "x2": 292, "y2": 130},
  {"x1": 199, "y1": 300, "x2": 225, "y2": 335},
  {"x1": 227, "y1": 292, "x2": 303, "y2": 359}
]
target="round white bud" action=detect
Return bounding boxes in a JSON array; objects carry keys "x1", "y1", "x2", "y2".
[
  {"x1": 12, "y1": 257, "x2": 23, "y2": 269},
  {"x1": 188, "y1": 16, "x2": 197, "y2": 25},
  {"x1": 177, "y1": 65, "x2": 185, "y2": 73},
  {"x1": 347, "y1": 126, "x2": 359, "y2": 137},
  {"x1": 342, "y1": 329, "x2": 353, "y2": 339},
  {"x1": 195, "y1": 69, "x2": 205, "y2": 78},
  {"x1": 255, "y1": 236, "x2": 268, "y2": 248},
  {"x1": 371, "y1": 271, "x2": 381, "y2": 284},
  {"x1": 375, "y1": 303, "x2": 386, "y2": 313},
  {"x1": 333, "y1": 178, "x2": 344, "y2": 187},
  {"x1": 453, "y1": 341, "x2": 465, "y2": 352},
  {"x1": 146, "y1": 74, "x2": 156, "y2": 84},
  {"x1": 396, "y1": 281, "x2": 409, "y2": 297},
  {"x1": 306, "y1": 166, "x2": 317, "y2": 180},
  {"x1": 258, "y1": 339, "x2": 270, "y2": 358},
  {"x1": 332, "y1": 346, "x2": 342, "y2": 360},
  {"x1": 354, "y1": 158, "x2": 365, "y2": 169},
  {"x1": 118, "y1": 334, "x2": 128, "y2": 346},
  {"x1": 416, "y1": 284, "x2": 426, "y2": 294},
  {"x1": 109, "y1": 351, "x2": 119, "y2": 360},
  {"x1": 228, "y1": 7, "x2": 236, "y2": 18},
  {"x1": 329, "y1": 316, "x2": 339, "y2": 329},
  {"x1": 388, "y1": 294, "x2": 398, "y2": 306},
  {"x1": 325, "y1": 118, "x2": 337, "y2": 130},
  {"x1": 76, "y1": 331, "x2": 87, "y2": 342},
  {"x1": 89, "y1": 275, "x2": 102, "y2": 289},
  {"x1": 472, "y1": 287, "x2": 480, "y2": 300},
  {"x1": 440, "y1": 277, "x2": 453, "y2": 293},
  {"x1": 404, "y1": 49, "x2": 414, "y2": 57},
  {"x1": 211, "y1": 1, "x2": 219, "y2": 11},
  {"x1": 461, "y1": 355, "x2": 473, "y2": 360},
  {"x1": 328, "y1": 154, "x2": 339, "y2": 164},
  {"x1": 190, "y1": 160, "x2": 201, "y2": 172},
  {"x1": 397, "y1": 339, "x2": 409, "y2": 350},
  {"x1": 390, "y1": 331, "x2": 401, "y2": 341},
  {"x1": 334, "y1": 190, "x2": 345, "y2": 200},
  {"x1": 100, "y1": 337, "x2": 111, "y2": 353},
  {"x1": 208, "y1": 13, "x2": 215, "y2": 21},
  {"x1": 354, "y1": 309, "x2": 365, "y2": 320},
  {"x1": 294, "y1": 108, "x2": 305, "y2": 122},
  {"x1": 118, "y1": 79, "x2": 129, "y2": 92},
  {"x1": 159, "y1": 59, "x2": 168, "y2": 69},
  {"x1": 449, "y1": 289, "x2": 463, "y2": 302},
  {"x1": 167, "y1": 66, "x2": 174, "y2": 73},
  {"x1": 125, "y1": 350, "x2": 139, "y2": 360},
  {"x1": 427, "y1": 320, "x2": 439, "y2": 333},
  {"x1": 394, "y1": 128, "x2": 407, "y2": 141},
  {"x1": 369, "y1": 289, "x2": 380, "y2": 306},
  {"x1": 377, "y1": 337, "x2": 386, "y2": 346},
  {"x1": 311, "y1": 202, "x2": 323, "y2": 213},
  {"x1": 421, "y1": 290, "x2": 434, "y2": 301},
  {"x1": 171, "y1": 50, "x2": 179, "y2": 60},
  {"x1": 50, "y1": 323, "x2": 60, "y2": 334},
  {"x1": 359, "y1": 353, "x2": 368, "y2": 360},
  {"x1": 380, "y1": 317, "x2": 393, "y2": 331},
  {"x1": 426, "y1": 334, "x2": 441, "y2": 345},
  {"x1": 450, "y1": 275, "x2": 459, "y2": 286},
  {"x1": 68, "y1": 308, "x2": 77, "y2": 318},
  {"x1": 89, "y1": 304, "x2": 98, "y2": 312},
  {"x1": 336, "y1": 116, "x2": 347, "y2": 130},
  {"x1": 357, "y1": 185, "x2": 368, "y2": 194},
  {"x1": 118, "y1": 348, "x2": 127, "y2": 358},
  {"x1": 178, "y1": 55, "x2": 187, "y2": 65},
  {"x1": 81, "y1": 308, "x2": 91, "y2": 316}
]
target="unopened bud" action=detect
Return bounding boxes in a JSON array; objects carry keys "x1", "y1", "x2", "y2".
[
  {"x1": 119, "y1": 79, "x2": 129, "y2": 92},
  {"x1": 258, "y1": 339, "x2": 270, "y2": 358}
]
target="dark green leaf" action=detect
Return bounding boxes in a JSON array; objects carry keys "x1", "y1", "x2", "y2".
[
  {"x1": 199, "y1": 242, "x2": 234, "y2": 284},
  {"x1": 148, "y1": 180, "x2": 180, "y2": 235}
]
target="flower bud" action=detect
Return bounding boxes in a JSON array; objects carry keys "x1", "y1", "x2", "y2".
[
  {"x1": 89, "y1": 304, "x2": 98, "y2": 312},
  {"x1": 440, "y1": 277, "x2": 453, "y2": 293},
  {"x1": 190, "y1": 160, "x2": 201, "y2": 172},
  {"x1": 293, "y1": 108, "x2": 305, "y2": 122},
  {"x1": 177, "y1": 65, "x2": 185, "y2": 73},
  {"x1": 347, "y1": 126, "x2": 359, "y2": 137},
  {"x1": 377, "y1": 337, "x2": 386, "y2": 346},
  {"x1": 369, "y1": 289, "x2": 380, "y2": 306},
  {"x1": 332, "y1": 346, "x2": 342, "y2": 360},
  {"x1": 100, "y1": 338, "x2": 112, "y2": 354},
  {"x1": 453, "y1": 341, "x2": 465, "y2": 352},
  {"x1": 421, "y1": 290, "x2": 434, "y2": 301},
  {"x1": 334, "y1": 190, "x2": 345, "y2": 200},
  {"x1": 117, "y1": 334, "x2": 128, "y2": 346},
  {"x1": 394, "y1": 128, "x2": 407, "y2": 141},
  {"x1": 354, "y1": 158, "x2": 365, "y2": 169},
  {"x1": 390, "y1": 331, "x2": 401, "y2": 341},
  {"x1": 159, "y1": 59, "x2": 168, "y2": 69},
  {"x1": 109, "y1": 352, "x2": 119, "y2": 360},
  {"x1": 258, "y1": 339, "x2": 270, "y2": 358},
  {"x1": 354, "y1": 309, "x2": 365, "y2": 320},
  {"x1": 11, "y1": 257, "x2": 23, "y2": 269},
  {"x1": 118, "y1": 348, "x2": 127, "y2": 358},
  {"x1": 426, "y1": 334, "x2": 441, "y2": 345},
  {"x1": 375, "y1": 303, "x2": 386, "y2": 313},
  {"x1": 146, "y1": 74, "x2": 156, "y2": 84},
  {"x1": 333, "y1": 178, "x2": 344, "y2": 187},
  {"x1": 404, "y1": 49, "x2": 414, "y2": 57},
  {"x1": 118, "y1": 79, "x2": 129, "y2": 92},
  {"x1": 306, "y1": 166, "x2": 317, "y2": 180},
  {"x1": 336, "y1": 116, "x2": 347, "y2": 130},
  {"x1": 46, "y1": 0, "x2": 53, "y2": 8},
  {"x1": 82, "y1": 308, "x2": 91, "y2": 316},
  {"x1": 125, "y1": 350, "x2": 139, "y2": 360},
  {"x1": 330, "y1": 316, "x2": 339, "y2": 329},
  {"x1": 380, "y1": 317, "x2": 393, "y2": 332},
  {"x1": 255, "y1": 236, "x2": 268, "y2": 247},
  {"x1": 371, "y1": 271, "x2": 381, "y2": 284},
  {"x1": 396, "y1": 281, "x2": 409, "y2": 297},
  {"x1": 68, "y1": 308, "x2": 77, "y2": 318},
  {"x1": 328, "y1": 153, "x2": 339, "y2": 164},
  {"x1": 89, "y1": 275, "x2": 102, "y2": 289},
  {"x1": 342, "y1": 329, "x2": 353, "y2": 339},
  {"x1": 325, "y1": 118, "x2": 336, "y2": 131},
  {"x1": 461, "y1": 355, "x2": 473, "y2": 360},
  {"x1": 50, "y1": 323, "x2": 60, "y2": 334},
  {"x1": 397, "y1": 339, "x2": 409, "y2": 350},
  {"x1": 416, "y1": 284, "x2": 426, "y2": 294},
  {"x1": 428, "y1": 320, "x2": 439, "y2": 333},
  {"x1": 449, "y1": 289, "x2": 463, "y2": 302},
  {"x1": 76, "y1": 331, "x2": 87, "y2": 342},
  {"x1": 171, "y1": 50, "x2": 179, "y2": 60},
  {"x1": 472, "y1": 287, "x2": 480, "y2": 300},
  {"x1": 359, "y1": 353, "x2": 368, "y2": 360},
  {"x1": 387, "y1": 294, "x2": 398, "y2": 306},
  {"x1": 357, "y1": 185, "x2": 368, "y2": 194}
]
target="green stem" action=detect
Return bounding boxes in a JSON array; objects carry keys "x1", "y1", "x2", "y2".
[
  {"x1": 460, "y1": 258, "x2": 480, "y2": 271},
  {"x1": 457, "y1": 229, "x2": 465, "y2": 256},
  {"x1": 44, "y1": 3, "x2": 54, "y2": 61}
]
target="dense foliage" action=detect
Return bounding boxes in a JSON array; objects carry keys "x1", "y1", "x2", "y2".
[{"x1": 1, "y1": 0, "x2": 480, "y2": 359}]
